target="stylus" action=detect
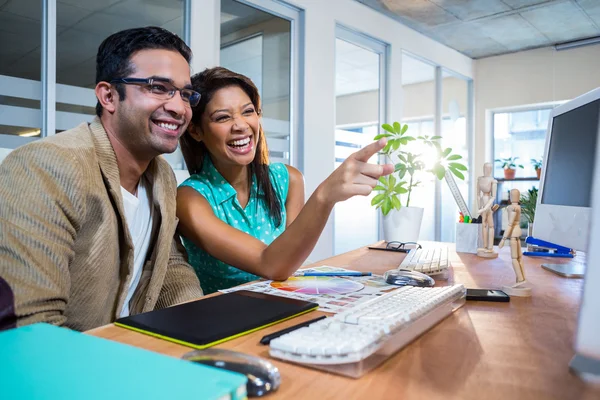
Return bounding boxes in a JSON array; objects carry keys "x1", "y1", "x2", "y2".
[{"x1": 259, "y1": 315, "x2": 327, "y2": 345}]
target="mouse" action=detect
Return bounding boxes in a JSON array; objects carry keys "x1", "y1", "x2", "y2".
[
  {"x1": 182, "y1": 348, "x2": 280, "y2": 397},
  {"x1": 383, "y1": 269, "x2": 435, "y2": 287}
]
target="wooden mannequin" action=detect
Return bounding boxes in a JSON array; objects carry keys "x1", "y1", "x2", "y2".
[
  {"x1": 477, "y1": 162, "x2": 499, "y2": 258},
  {"x1": 498, "y1": 188, "x2": 532, "y2": 297}
]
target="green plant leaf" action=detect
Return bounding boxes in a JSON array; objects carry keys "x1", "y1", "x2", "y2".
[
  {"x1": 382, "y1": 123, "x2": 395, "y2": 134},
  {"x1": 391, "y1": 195, "x2": 402, "y2": 209},
  {"x1": 442, "y1": 148, "x2": 452, "y2": 158},
  {"x1": 383, "y1": 141, "x2": 393, "y2": 153},
  {"x1": 449, "y1": 162, "x2": 467, "y2": 171},
  {"x1": 393, "y1": 140, "x2": 401, "y2": 150},
  {"x1": 403, "y1": 136, "x2": 415, "y2": 142},
  {"x1": 447, "y1": 154, "x2": 462, "y2": 161},
  {"x1": 518, "y1": 164, "x2": 524, "y2": 169},
  {"x1": 378, "y1": 176, "x2": 387, "y2": 185},
  {"x1": 371, "y1": 193, "x2": 386, "y2": 206},
  {"x1": 401, "y1": 124, "x2": 408, "y2": 134},
  {"x1": 373, "y1": 185, "x2": 386, "y2": 192},
  {"x1": 450, "y1": 168, "x2": 465, "y2": 180},
  {"x1": 393, "y1": 121, "x2": 401, "y2": 134},
  {"x1": 381, "y1": 199, "x2": 391, "y2": 216},
  {"x1": 433, "y1": 164, "x2": 445, "y2": 180},
  {"x1": 389, "y1": 174, "x2": 396, "y2": 188},
  {"x1": 431, "y1": 136, "x2": 442, "y2": 140},
  {"x1": 373, "y1": 133, "x2": 392, "y2": 140}
]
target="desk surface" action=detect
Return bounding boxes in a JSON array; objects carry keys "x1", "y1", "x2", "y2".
[{"x1": 88, "y1": 242, "x2": 600, "y2": 400}]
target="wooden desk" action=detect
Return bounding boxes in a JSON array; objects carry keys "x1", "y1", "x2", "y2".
[{"x1": 88, "y1": 242, "x2": 600, "y2": 400}]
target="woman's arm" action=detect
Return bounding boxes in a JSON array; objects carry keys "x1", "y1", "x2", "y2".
[{"x1": 176, "y1": 139, "x2": 393, "y2": 281}]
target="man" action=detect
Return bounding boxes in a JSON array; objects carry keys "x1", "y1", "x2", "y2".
[{"x1": 0, "y1": 27, "x2": 203, "y2": 331}]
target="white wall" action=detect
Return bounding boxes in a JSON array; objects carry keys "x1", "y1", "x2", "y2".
[
  {"x1": 190, "y1": 0, "x2": 474, "y2": 262},
  {"x1": 474, "y1": 44, "x2": 600, "y2": 200}
]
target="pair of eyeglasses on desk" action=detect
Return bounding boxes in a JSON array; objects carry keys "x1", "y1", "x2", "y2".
[{"x1": 368, "y1": 242, "x2": 422, "y2": 253}]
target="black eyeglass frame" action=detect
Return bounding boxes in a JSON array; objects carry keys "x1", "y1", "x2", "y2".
[
  {"x1": 385, "y1": 241, "x2": 422, "y2": 253},
  {"x1": 110, "y1": 77, "x2": 201, "y2": 107}
]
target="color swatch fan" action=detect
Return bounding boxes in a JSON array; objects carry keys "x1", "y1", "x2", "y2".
[{"x1": 271, "y1": 276, "x2": 364, "y2": 295}]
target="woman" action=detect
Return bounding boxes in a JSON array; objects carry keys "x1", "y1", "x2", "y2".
[{"x1": 177, "y1": 67, "x2": 392, "y2": 294}]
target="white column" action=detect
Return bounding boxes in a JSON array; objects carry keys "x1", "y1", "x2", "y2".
[
  {"x1": 303, "y1": 6, "x2": 336, "y2": 262},
  {"x1": 189, "y1": 0, "x2": 221, "y2": 74},
  {"x1": 41, "y1": 0, "x2": 56, "y2": 137}
]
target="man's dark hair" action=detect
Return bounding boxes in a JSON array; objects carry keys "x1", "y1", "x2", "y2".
[{"x1": 95, "y1": 26, "x2": 192, "y2": 117}]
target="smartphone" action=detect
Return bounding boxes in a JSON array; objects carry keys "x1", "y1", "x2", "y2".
[{"x1": 466, "y1": 288, "x2": 510, "y2": 302}]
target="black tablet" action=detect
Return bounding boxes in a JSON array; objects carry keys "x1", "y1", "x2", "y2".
[{"x1": 115, "y1": 290, "x2": 318, "y2": 349}]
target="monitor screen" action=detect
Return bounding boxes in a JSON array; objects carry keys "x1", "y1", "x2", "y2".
[{"x1": 541, "y1": 99, "x2": 600, "y2": 208}]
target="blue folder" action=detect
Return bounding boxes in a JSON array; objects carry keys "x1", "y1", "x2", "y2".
[{"x1": 0, "y1": 323, "x2": 248, "y2": 400}]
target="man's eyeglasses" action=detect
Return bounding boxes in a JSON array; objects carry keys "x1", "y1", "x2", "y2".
[
  {"x1": 385, "y1": 241, "x2": 422, "y2": 253},
  {"x1": 110, "y1": 77, "x2": 201, "y2": 107}
]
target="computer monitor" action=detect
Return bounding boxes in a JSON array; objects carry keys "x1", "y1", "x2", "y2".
[
  {"x1": 533, "y1": 87, "x2": 600, "y2": 277},
  {"x1": 571, "y1": 90, "x2": 600, "y2": 380}
]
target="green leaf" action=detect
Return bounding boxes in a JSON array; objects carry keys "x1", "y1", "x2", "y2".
[
  {"x1": 373, "y1": 185, "x2": 386, "y2": 192},
  {"x1": 381, "y1": 199, "x2": 392, "y2": 216},
  {"x1": 401, "y1": 124, "x2": 408, "y2": 134},
  {"x1": 391, "y1": 195, "x2": 402, "y2": 210},
  {"x1": 393, "y1": 121, "x2": 401, "y2": 134},
  {"x1": 417, "y1": 136, "x2": 425, "y2": 140},
  {"x1": 433, "y1": 164, "x2": 445, "y2": 180},
  {"x1": 396, "y1": 187, "x2": 408, "y2": 194},
  {"x1": 397, "y1": 154, "x2": 406, "y2": 163},
  {"x1": 403, "y1": 136, "x2": 416, "y2": 141},
  {"x1": 393, "y1": 182, "x2": 406, "y2": 192},
  {"x1": 382, "y1": 124, "x2": 395, "y2": 134},
  {"x1": 433, "y1": 141, "x2": 442, "y2": 152},
  {"x1": 393, "y1": 140, "x2": 401, "y2": 150},
  {"x1": 383, "y1": 141, "x2": 393, "y2": 153},
  {"x1": 450, "y1": 168, "x2": 465, "y2": 180},
  {"x1": 447, "y1": 154, "x2": 462, "y2": 161},
  {"x1": 373, "y1": 133, "x2": 392, "y2": 140},
  {"x1": 389, "y1": 174, "x2": 396, "y2": 188},
  {"x1": 449, "y1": 162, "x2": 467, "y2": 171},
  {"x1": 371, "y1": 193, "x2": 386, "y2": 206},
  {"x1": 442, "y1": 148, "x2": 452, "y2": 158},
  {"x1": 431, "y1": 136, "x2": 442, "y2": 140},
  {"x1": 378, "y1": 176, "x2": 387, "y2": 185},
  {"x1": 398, "y1": 169, "x2": 407, "y2": 179}
]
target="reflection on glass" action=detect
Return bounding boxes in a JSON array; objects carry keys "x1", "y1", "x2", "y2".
[
  {"x1": 220, "y1": 0, "x2": 291, "y2": 164},
  {"x1": 0, "y1": 0, "x2": 42, "y2": 138},
  {"x1": 334, "y1": 38, "x2": 380, "y2": 255}
]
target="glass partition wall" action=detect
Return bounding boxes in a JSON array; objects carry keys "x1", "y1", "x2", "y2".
[
  {"x1": 333, "y1": 27, "x2": 387, "y2": 255},
  {"x1": 220, "y1": 0, "x2": 292, "y2": 166}
]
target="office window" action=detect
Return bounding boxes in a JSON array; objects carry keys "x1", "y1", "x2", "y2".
[
  {"x1": 493, "y1": 108, "x2": 553, "y2": 179},
  {"x1": 221, "y1": 0, "x2": 291, "y2": 165},
  {"x1": 440, "y1": 72, "x2": 470, "y2": 243},
  {"x1": 0, "y1": 0, "x2": 42, "y2": 145},
  {"x1": 334, "y1": 34, "x2": 385, "y2": 255},
  {"x1": 401, "y1": 54, "x2": 436, "y2": 241}
]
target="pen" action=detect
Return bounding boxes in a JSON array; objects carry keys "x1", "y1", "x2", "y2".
[
  {"x1": 301, "y1": 272, "x2": 372, "y2": 277},
  {"x1": 260, "y1": 315, "x2": 327, "y2": 345}
]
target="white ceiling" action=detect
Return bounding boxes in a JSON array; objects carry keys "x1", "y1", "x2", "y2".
[{"x1": 355, "y1": 0, "x2": 600, "y2": 58}]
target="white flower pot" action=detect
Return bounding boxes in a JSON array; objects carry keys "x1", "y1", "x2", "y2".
[{"x1": 382, "y1": 206, "x2": 424, "y2": 243}]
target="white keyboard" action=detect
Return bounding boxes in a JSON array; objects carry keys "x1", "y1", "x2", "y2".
[
  {"x1": 269, "y1": 285, "x2": 465, "y2": 367},
  {"x1": 399, "y1": 246, "x2": 449, "y2": 276}
]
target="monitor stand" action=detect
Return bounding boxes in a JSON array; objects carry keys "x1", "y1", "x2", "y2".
[{"x1": 541, "y1": 261, "x2": 586, "y2": 278}]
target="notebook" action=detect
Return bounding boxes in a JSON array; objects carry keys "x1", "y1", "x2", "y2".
[
  {"x1": 0, "y1": 323, "x2": 248, "y2": 400},
  {"x1": 115, "y1": 290, "x2": 319, "y2": 349}
]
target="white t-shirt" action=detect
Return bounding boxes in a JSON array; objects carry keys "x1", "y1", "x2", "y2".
[{"x1": 119, "y1": 178, "x2": 156, "y2": 317}]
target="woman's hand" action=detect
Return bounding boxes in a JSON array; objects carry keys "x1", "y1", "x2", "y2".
[{"x1": 316, "y1": 138, "x2": 394, "y2": 205}]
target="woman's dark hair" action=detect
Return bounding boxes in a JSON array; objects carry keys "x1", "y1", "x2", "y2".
[
  {"x1": 180, "y1": 67, "x2": 282, "y2": 227},
  {"x1": 95, "y1": 26, "x2": 192, "y2": 117}
]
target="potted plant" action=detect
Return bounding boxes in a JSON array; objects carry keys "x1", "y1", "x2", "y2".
[
  {"x1": 495, "y1": 157, "x2": 524, "y2": 180},
  {"x1": 520, "y1": 187, "x2": 538, "y2": 239},
  {"x1": 531, "y1": 158, "x2": 542, "y2": 180},
  {"x1": 371, "y1": 122, "x2": 467, "y2": 242}
]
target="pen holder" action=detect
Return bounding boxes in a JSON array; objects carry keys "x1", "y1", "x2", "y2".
[{"x1": 455, "y1": 223, "x2": 482, "y2": 254}]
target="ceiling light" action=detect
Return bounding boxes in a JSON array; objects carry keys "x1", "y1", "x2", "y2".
[
  {"x1": 555, "y1": 36, "x2": 600, "y2": 51},
  {"x1": 19, "y1": 129, "x2": 41, "y2": 137}
]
